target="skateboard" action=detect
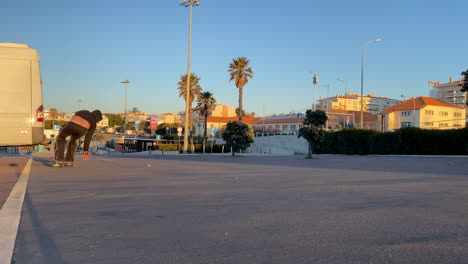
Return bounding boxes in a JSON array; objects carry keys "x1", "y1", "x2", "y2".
[{"x1": 50, "y1": 161, "x2": 76, "y2": 168}]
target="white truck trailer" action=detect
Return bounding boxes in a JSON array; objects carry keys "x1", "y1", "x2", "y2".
[{"x1": 0, "y1": 43, "x2": 45, "y2": 146}]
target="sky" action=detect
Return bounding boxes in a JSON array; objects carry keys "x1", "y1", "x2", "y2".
[{"x1": 2, "y1": 0, "x2": 467, "y2": 116}]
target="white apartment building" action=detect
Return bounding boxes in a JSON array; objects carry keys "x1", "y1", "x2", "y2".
[
  {"x1": 429, "y1": 77, "x2": 467, "y2": 121},
  {"x1": 97, "y1": 115, "x2": 109, "y2": 128}
]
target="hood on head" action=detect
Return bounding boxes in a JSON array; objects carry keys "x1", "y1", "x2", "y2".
[{"x1": 92, "y1": 110, "x2": 103, "y2": 122}]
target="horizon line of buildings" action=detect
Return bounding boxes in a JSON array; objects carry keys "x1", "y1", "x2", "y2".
[{"x1": 43, "y1": 76, "x2": 467, "y2": 135}]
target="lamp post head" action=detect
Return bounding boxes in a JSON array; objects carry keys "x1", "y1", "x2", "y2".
[
  {"x1": 369, "y1": 38, "x2": 382, "y2": 43},
  {"x1": 121, "y1": 80, "x2": 129, "y2": 85},
  {"x1": 179, "y1": 0, "x2": 200, "y2": 7}
]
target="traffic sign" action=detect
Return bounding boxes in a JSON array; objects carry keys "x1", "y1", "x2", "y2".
[
  {"x1": 177, "y1": 127, "x2": 183, "y2": 132},
  {"x1": 211, "y1": 127, "x2": 217, "y2": 133}
]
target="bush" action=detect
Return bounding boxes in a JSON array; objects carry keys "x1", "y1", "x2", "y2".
[{"x1": 315, "y1": 127, "x2": 468, "y2": 155}]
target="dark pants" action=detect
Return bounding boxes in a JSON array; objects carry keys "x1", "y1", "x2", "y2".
[{"x1": 55, "y1": 122, "x2": 88, "y2": 162}]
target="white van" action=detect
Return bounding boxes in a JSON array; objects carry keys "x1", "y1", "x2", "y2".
[{"x1": 0, "y1": 43, "x2": 45, "y2": 146}]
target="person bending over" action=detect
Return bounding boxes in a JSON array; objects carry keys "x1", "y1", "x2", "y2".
[{"x1": 54, "y1": 110, "x2": 103, "y2": 166}]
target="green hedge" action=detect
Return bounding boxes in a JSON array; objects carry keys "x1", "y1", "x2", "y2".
[{"x1": 315, "y1": 127, "x2": 468, "y2": 155}]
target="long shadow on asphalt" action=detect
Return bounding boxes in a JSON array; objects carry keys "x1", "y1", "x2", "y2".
[
  {"x1": 13, "y1": 192, "x2": 66, "y2": 264},
  {"x1": 104, "y1": 154, "x2": 468, "y2": 177}
]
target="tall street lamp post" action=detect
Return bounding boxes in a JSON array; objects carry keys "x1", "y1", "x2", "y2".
[
  {"x1": 360, "y1": 38, "x2": 381, "y2": 129},
  {"x1": 309, "y1": 71, "x2": 318, "y2": 111},
  {"x1": 77, "y1": 99, "x2": 83, "y2": 110},
  {"x1": 180, "y1": 0, "x2": 199, "y2": 154},
  {"x1": 121, "y1": 80, "x2": 129, "y2": 154}
]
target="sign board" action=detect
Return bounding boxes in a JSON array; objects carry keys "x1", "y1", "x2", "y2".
[
  {"x1": 53, "y1": 124, "x2": 61, "y2": 131},
  {"x1": 211, "y1": 127, "x2": 217, "y2": 133},
  {"x1": 150, "y1": 115, "x2": 158, "y2": 129},
  {"x1": 177, "y1": 127, "x2": 183, "y2": 132},
  {"x1": 177, "y1": 132, "x2": 182, "y2": 137},
  {"x1": 156, "y1": 135, "x2": 161, "y2": 140}
]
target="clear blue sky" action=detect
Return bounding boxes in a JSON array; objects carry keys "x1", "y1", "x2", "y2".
[{"x1": 2, "y1": 0, "x2": 467, "y2": 116}]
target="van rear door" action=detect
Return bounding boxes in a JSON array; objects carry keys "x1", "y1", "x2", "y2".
[{"x1": 0, "y1": 43, "x2": 44, "y2": 146}]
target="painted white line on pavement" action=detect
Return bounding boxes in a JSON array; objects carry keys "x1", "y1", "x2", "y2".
[{"x1": 0, "y1": 158, "x2": 32, "y2": 264}]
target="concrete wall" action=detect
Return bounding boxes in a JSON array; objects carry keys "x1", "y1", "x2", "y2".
[{"x1": 248, "y1": 135, "x2": 308, "y2": 155}]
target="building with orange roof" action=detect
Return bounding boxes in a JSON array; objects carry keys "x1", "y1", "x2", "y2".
[
  {"x1": 193, "y1": 104, "x2": 256, "y2": 136},
  {"x1": 379, "y1": 96, "x2": 466, "y2": 132},
  {"x1": 194, "y1": 115, "x2": 256, "y2": 136}
]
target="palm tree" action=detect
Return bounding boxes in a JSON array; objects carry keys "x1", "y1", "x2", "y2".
[
  {"x1": 177, "y1": 73, "x2": 202, "y2": 132},
  {"x1": 195, "y1": 91, "x2": 217, "y2": 140},
  {"x1": 228, "y1": 57, "x2": 253, "y2": 122}
]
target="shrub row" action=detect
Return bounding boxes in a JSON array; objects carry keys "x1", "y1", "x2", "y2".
[{"x1": 315, "y1": 127, "x2": 468, "y2": 155}]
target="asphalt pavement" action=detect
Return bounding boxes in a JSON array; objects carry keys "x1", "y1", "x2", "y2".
[{"x1": 1, "y1": 151, "x2": 468, "y2": 264}]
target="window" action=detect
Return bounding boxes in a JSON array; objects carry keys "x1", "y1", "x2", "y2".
[
  {"x1": 275, "y1": 125, "x2": 280, "y2": 130},
  {"x1": 401, "y1": 122, "x2": 412, "y2": 128},
  {"x1": 439, "y1": 123, "x2": 448, "y2": 128},
  {"x1": 424, "y1": 122, "x2": 433, "y2": 127},
  {"x1": 290, "y1": 124, "x2": 297, "y2": 130},
  {"x1": 439, "y1": 111, "x2": 448, "y2": 116},
  {"x1": 282, "y1": 125, "x2": 288, "y2": 130},
  {"x1": 425, "y1": 110, "x2": 434, "y2": 115},
  {"x1": 401, "y1": 111, "x2": 412, "y2": 116},
  {"x1": 454, "y1": 112, "x2": 462, "y2": 117}
]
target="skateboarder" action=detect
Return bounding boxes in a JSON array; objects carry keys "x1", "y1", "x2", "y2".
[{"x1": 53, "y1": 110, "x2": 103, "y2": 167}]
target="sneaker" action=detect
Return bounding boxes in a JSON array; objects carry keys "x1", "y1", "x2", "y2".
[
  {"x1": 52, "y1": 162, "x2": 63, "y2": 167},
  {"x1": 64, "y1": 162, "x2": 75, "y2": 167}
]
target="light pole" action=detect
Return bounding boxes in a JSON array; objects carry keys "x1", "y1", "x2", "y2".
[
  {"x1": 360, "y1": 38, "x2": 381, "y2": 129},
  {"x1": 401, "y1": 95, "x2": 416, "y2": 127},
  {"x1": 180, "y1": 0, "x2": 199, "y2": 154},
  {"x1": 121, "y1": 80, "x2": 129, "y2": 154},
  {"x1": 310, "y1": 73, "x2": 318, "y2": 110},
  {"x1": 337, "y1": 78, "x2": 348, "y2": 110},
  {"x1": 77, "y1": 99, "x2": 83, "y2": 110}
]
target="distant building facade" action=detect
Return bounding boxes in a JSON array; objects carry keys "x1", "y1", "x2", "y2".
[
  {"x1": 317, "y1": 93, "x2": 399, "y2": 114},
  {"x1": 379, "y1": 96, "x2": 466, "y2": 132},
  {"x1": 429, "y1": 77, "x2": 467, "y2": 122},
  {"x1": 157, "y1": 112, "x2": 182, "y2": 125}
]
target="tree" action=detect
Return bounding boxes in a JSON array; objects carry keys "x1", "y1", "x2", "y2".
[
  {"x1": 138, "y1": 120, "x2": 149, "y2": 131},
  {"x1": 235, "y1": 107, "x2": 246, "y2": 117},
  {"x1": 195, "y1": 91, "x2": 217, "y2": 140},
  {"x1": 177, "y1": 73, "x2": 202, "y2": 131},
  {"x1": 104, "y1": 113, "x2": 122, "y2": 128},
  {"x1": 131, "y1": 107, "x2": 140, "y2": 113},
  {"x1": 222, "y1": 121, "x2": 254, "y2": 156},
  {"x1": 48, "y1": 107, "x2": 58, "y2": 129},
  {"x1": 461, "y1": 70, "x2": 468, "y2": 106},
  {"x1": 298, "y1": 109, "x2": 328, "y2": 159},
  {"x1": 228, "y1": 57, "x2": 253, "y2": 122}
]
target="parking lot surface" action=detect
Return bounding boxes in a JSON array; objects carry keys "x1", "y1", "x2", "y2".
[{"x1": 4, "y1": 152, "x2": 468, "y2": 263}]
